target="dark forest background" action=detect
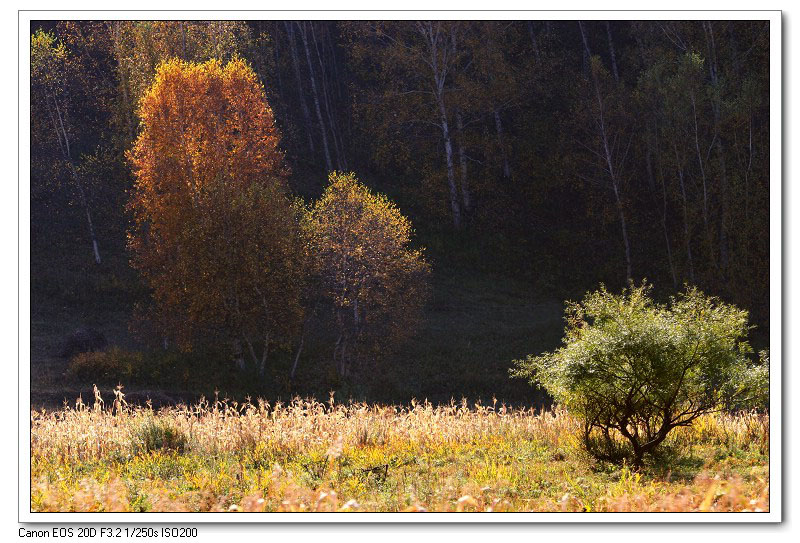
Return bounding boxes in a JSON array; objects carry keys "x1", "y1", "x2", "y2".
[{"x1": 30, "y1": 20, "x2": 770, "y2": 407}]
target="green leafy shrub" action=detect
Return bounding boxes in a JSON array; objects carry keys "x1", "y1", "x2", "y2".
[
  {"x1": 512, "y1": 282, "x2": 768, "y2": 466},
  {"x1": 67, "y1": 346, "x2": 219, "y2": 388},
  {"x1": 131, "y1": 418, "x2": 188, "y2": 454},
  {"x1": 67, "y1": 347, "x2": 144, "y2": 383}
]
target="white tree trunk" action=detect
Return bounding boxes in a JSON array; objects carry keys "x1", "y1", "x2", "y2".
[
  {"x1": 233, "y1": 338, "x2": 246, "y2": 371},
  {"x1": 439, "y1": 104, "x2": 462, "y2": 229},
  {"x1": 285, "y1": 22, "x2": 315, "y2": 154},
  {"x1": 673, "y1": 144, "x2": 695, "y2": 284},
  {"x1": 582, "y1": 24, "x2": 632, "y2": 282},
  {"x1": 605, "y1": 21, "x2": 620, "y2": 83},
  {"x1": 299, "y1": 22, "x2": 333, "y2": 172},
  {"x1": 50, "y1": 92, "x2": 101, "y2": 265},
  {"x1": 456, "y1": 112, "x2": 471, "y2": 214},
  {"x1": 290, "y1": 332, "x2": 304, "y2": 382},
  {"x1": 311, "y1": 23, "x2": 346, "y2": 170},
  {"x1": 494, "y1": 109, "x2": 511, "y2": 179}
]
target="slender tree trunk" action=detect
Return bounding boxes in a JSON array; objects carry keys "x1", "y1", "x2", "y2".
[
  {"x1": 673, "y1": 143, "x2": 696, "y2": 284},
  {"x1": 705, "y1": 21, "x2": 729, "y2": 276},
  {"x1": 352, "y1": 297, "x2": 360, "y2": 331},
  {"x1": 50, "y1": 92, "x2": 101, "y2": 265},
  {"x1": 290, "y1": 331, "x2": 305, "y2": 382},
  {"x1": 244, "y1": 336, "x2": 258, "y2": 367},
  {"x1": 422, "y1": 21, "x2": 462, "y2": 230},
  {"x1": 258, "y1": 332, "x2": 270, "y2": 377},
  {"x1": 581, "y1": 21, "x2": 631, "y2": 282},
  {"x1": 644, "y1": 129, "x2": 657, "y2": 193},
  {"x1": 333, "y1": 332, "x2": 342, "y2": 372},
  {"x1": 271, "y1": 22, "x2": 284, "y2": 99},
  {"x1": 494, "y1": 109, "x2": 511, "y2": 179},
  {"x1": 325, "y1": 27, "x2": 351, "y2": 165},
  {"x1": 233, "y1": 338, "x2": 246, "y2": 371},
  {"x1": 340, "y1": 339, "x2": 348, "y2": 379},
  {"x1": 456, "y1": 112, "x2": 471, "y2": 215},
  {"x1": 311, "y1": 22, "x2": 345, "y2": 170},
  {"x1": 109, "y1": 22, "x2": 135, "y2": 142},
  {"x1": 439, "y1": 102, "x2": 462, "y2": 229},
  {"x1": 656, "y1": 161, "x2": 678, "y2": 289},
  {"x1": 715, "y1": 136, "x2": 730, "y2": 275},
  {"x1": 325, "y1": 27, "x2": 343, "y2": 102},
  {"x1": 578, "y1": 21, "x2": 592, "y2": 77},
  {"x1": 647, "y1": 130, "x2": 676, "y2": 288},
  {"x1": 690, "y1": 92, "x2": 710, "y2": 233},
  {"x1": 69, "y1": 163, "x2": 102, "y2": 265},
  {"x1": 661, "y1": 209, "x2": 678, "y2": 289},
  {"x1": 745, "y1": 112, "x2": 753, "y2": 220},
  {"x1": 285, "y1": 22, "x2": 315, "y2": 154},
  {"x1": 690, "y1": 88, "x2": 724, "y2": 280},
  {"x1": 527, "y1": 21, "x2": 541, "y2": 62},
  {"x1": 611, "y1": 181, "x2": 633, "y2": 284},
  {"x1": 605, "y1": 21, "x2": 620, "y2": 83},
  {"x1": 298, "y1": 22, "x2": 333, "y2": 172}
]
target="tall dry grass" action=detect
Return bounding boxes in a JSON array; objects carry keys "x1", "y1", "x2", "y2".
[
  {"x1": 30, "y1": 387, "x2": 769, "y2": 512},
  {"x1": 31, "y1": 389, "x2": 580, "y2": 461}
]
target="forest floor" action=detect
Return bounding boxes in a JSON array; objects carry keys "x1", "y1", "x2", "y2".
[
  {"x1": 31, "y1": 397, "x2": 770, "y2": 513},
  {"x1": 30, "y1": 260, "x2": 564, "y2": 410},
  {"x1": 30, "y1": 301, "x2": 201, "y2": 410}
]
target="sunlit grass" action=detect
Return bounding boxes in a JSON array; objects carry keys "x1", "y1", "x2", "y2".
[{"x1": 31, "y1": 388, "x2": 769, "y2": 512}]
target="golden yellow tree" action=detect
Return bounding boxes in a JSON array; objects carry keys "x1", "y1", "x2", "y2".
[
  {"x1": 305, "y1": 172, "x2": 430, "y2": 378},
  {"x1": 128, "y1": 58, "x2": 305, "y2": 373}
]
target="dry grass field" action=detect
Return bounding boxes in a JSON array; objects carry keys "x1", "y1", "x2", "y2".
[{"x1": 30, "y1": 388, "x2": 769, "y2": 513}]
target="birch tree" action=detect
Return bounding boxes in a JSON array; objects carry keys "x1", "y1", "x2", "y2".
[
  {"x1": 347, "y1": 21, "x2": 468, "y2": 229},
  {"x1": 31, "y1": 30, "x2": 102, "y2": 265},
  {"x1": 297, "y1": 21, "x2": 333, "y2": 172},
  {"x1": 305, "y1": 172, "x2": 430, "y2": 379},
  {"x1": 577, "y1": 22, "x2": 633, "y2": 283}
]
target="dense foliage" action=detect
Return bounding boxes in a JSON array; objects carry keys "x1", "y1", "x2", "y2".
[
  {"x1": 127, "y1": 58, "x2": 304, "y2": 371},
  {"x1": 512, "y1": 283, "x2": 768, "y2": 465},
  {"x1": 30, "y1": 20, "x2": 771, "y2": 328},
  {"x1": 305, "y1": 172, "x2": 430, "y2": 378}
]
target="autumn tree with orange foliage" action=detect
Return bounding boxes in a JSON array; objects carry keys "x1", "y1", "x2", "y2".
[
  {"x1": 128, "y1": 58, "x2": 305, "y2": 373},
  {"x1": 305, "y1": 172, "x2": 430, "y2": 379}
]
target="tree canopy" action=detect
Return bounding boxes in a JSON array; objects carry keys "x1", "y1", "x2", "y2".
[
  {"x1": 128, "y1": 58, "x2": 304, "y2": 372},
  {"x1": 305, "y1": 172, "x2": 431, "y2": 378}
]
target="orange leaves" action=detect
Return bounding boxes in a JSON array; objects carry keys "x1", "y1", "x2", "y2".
[
  {"x1": 132, "y1": 58, "x2": 286, "y2": 199},
  {"x1": 127, "y1": 58, "x2": 302, "y2": 355}
]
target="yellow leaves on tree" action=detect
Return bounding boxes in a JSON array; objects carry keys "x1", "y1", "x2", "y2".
[
  {"x1": 128, "y1": 58, "x2": 304, "y2": 372},
  {"x1": 305, "y1": 172, "x2": 430, "y2": 377}
]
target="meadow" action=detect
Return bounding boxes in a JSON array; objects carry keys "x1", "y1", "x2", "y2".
[{"x1": 30, "y1": 389, "x2": 769, "y2": 513}]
